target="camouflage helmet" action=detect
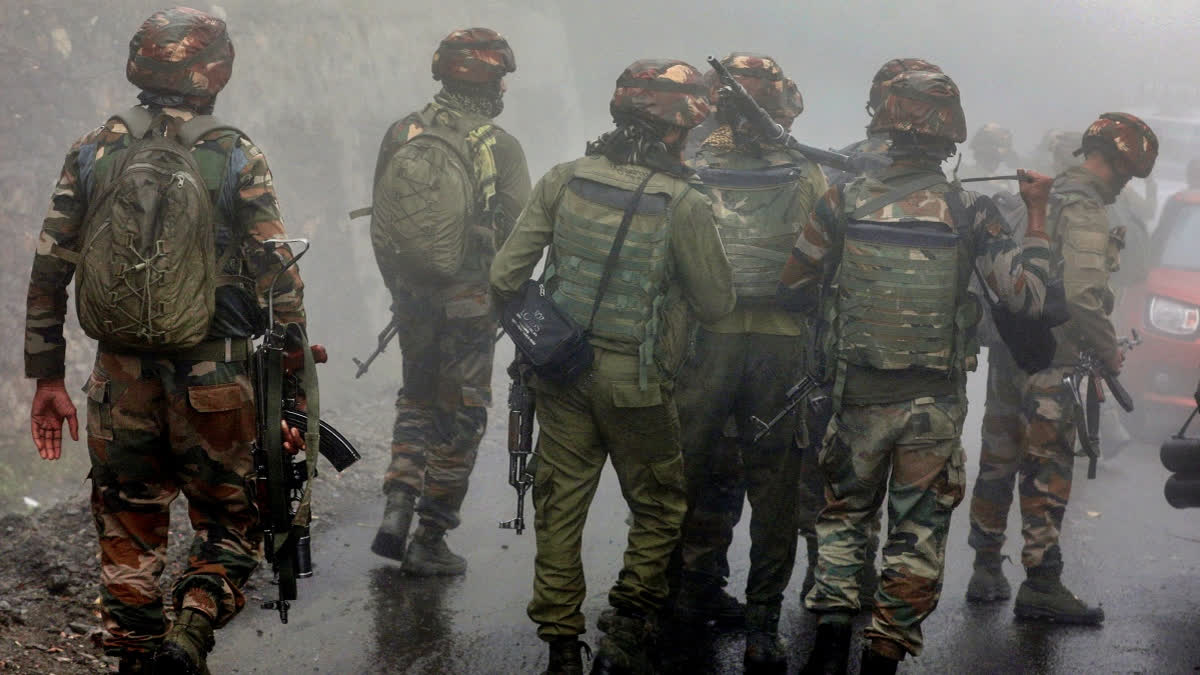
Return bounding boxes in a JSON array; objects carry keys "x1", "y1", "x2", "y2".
[
  {"x1": 868, "y1": 58, "x2": 943, "y2": 115},
  {"x1": 611, "y1": 59, "x2": 711, "y2": 129},
  {"x1": 126, "y1": 7, "x2": 234, "y2": 99},
  {"x1": 868, "y1": 70, "x2": 967, "y2": 143},
  {"x1": 432, "y1": 28, "x2": 515, "y2": 84},
  {"x1": 712, "y1": 52, "x2": 804, "y2": 123},
  {"x1": 1078, "y1": 112, "x2": 1159, "y2": 178},
  {"x1": 970, "y1": 123, "x2": 1014, "y2": 155}
]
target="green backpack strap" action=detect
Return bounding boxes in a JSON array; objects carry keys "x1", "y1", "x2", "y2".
[
  {"x1": 112, "y1": 106, "x2": 155, "y2": 139},
  {"x1": 178, "y1": 114, "x2": 244, "y2": 147}
]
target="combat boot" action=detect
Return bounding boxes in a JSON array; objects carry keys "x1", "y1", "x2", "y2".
[
  {"x1": 591, "y1": 609, "x2": 651, "y2": 675},
  {"x1": 1014, "y1": 570, "x2": 1104, "y2": 625},
  {"x1": 544, "y1": 636, "x2": 591, "y2": 675},
  {"x1": 673, "y1": 573, "x2": 745, "y2": 627},
  {"x1": 966, "y1": 552, "x2": 1011, "y2": 603},
  {"x1": 798, "y1": 619, "x2": 852, "y2": 675},
  {"x1": 401, "y1": 525, "x2": 467, "y2": 576},
  {"x1": 371, "y1": 491, "x2": 415, "y2": 562},
  {"x1": 859, "y1": 643, "x2": 901, "y2": 675},
  {"x1": 800, "y1": 536, "x2": 818, "y2": 599},
  {"x1": 153, "y1": 609, "x2": 214, "y2": 675},
  {"x1": 744, "y1": 603, "x2": 787, "y2": 674}
]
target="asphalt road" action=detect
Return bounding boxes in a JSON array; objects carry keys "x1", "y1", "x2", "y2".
[{"x1": 210, "y1": 354, "x2": 1200, "y2": 674}]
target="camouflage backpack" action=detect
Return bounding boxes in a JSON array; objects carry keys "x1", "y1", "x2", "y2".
[
  {"x1": 73, "y1": 107, "x2": 240, "y2": 352},
  {"x1": 366, "y1": 104, "x2": 498, "y2": 284}
]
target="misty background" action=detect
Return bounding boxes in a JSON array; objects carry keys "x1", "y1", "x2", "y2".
[{"x1": 2, "y1": 0, "x2": 1199, "y2": 509}]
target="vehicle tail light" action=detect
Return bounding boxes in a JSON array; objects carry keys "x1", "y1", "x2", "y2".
[{"x1": 1149, "y1": 295, "x2": 1200, "y2": 337}]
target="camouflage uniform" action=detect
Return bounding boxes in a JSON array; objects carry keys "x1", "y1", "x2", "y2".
[
  {"x1": 25, "y1": 112, "x2": 304, "y2": 657},
  {"x1": 969, "y1": 165, "x2": 1121, "y2": 576},
  {"x1": 374, "y1": 95, "x2": 530, "y2": 534},
  {"x1": 779, "y1": 72, "x2": 1050, "y2": 659},
  {"x1": 490, "y1": 60, "x2": 734, "y2": 669}
]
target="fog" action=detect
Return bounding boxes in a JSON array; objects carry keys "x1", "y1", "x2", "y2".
[{"x1": 0, "y1": 0, "x2": 1196, "y2": 515}]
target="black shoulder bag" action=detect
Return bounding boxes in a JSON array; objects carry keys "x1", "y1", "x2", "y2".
[{"x1": 501, "y1": 171, "x2": 657, "y2": 383}]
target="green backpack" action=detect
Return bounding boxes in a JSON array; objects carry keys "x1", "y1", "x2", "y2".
[
  {"x1": 73, "y1": 107, "x2": 238, "y2": 352},
  {"x1": 367, "y1": 106, "x2": 498, "y2": 284}
]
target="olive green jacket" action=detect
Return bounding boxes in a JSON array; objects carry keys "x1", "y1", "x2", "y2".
[{"x1": 490, "y1": 155, "x2": 735, "y2": 399}]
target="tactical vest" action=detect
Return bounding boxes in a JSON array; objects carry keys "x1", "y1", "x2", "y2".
[
  {"x1": 694, "y1": 164, "x2": 805, "y2": 302},
  {"x1": 545, "y1": 157, "x2": 690, "y2": 388},
  {"x1": 831, "y1": 176, "x2": 979, "y2": 376}
]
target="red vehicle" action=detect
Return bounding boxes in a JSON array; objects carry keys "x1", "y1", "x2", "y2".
[{"x1": 1119, "y1": 188, "x2": 1200, "y2": 439}]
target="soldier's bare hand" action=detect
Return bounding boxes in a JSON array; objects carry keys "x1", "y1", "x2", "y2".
[
  {"x1": 31, "y1": 378, "x2": 78, "y2": 461},
  {"x1": 311, "y1": 344, "x2": 328, "y2": 365},
  {"x1": 282, "y1": 344, "x2": 328, "y2": 374},
  {"x1": 1018, "y1": 169, "x2": 1053, "y2": 208},
  {"x1": 1106, "y1": 349, "x2": 1126, "y2": 375},
  {"x1": 282, "y1": 420, "x2": 305, "y2": 455}
]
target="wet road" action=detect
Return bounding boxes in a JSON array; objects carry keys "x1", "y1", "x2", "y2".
[{"x1": 211, "y1": 358, "x2": 1200, "y2": 674}]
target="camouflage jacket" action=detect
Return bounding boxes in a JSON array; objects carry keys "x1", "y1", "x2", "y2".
[
  {"x1": 372, "y1": 92, "x2": 530, "y2": 292},
  {"x1": 25, "y1": 106, "x2": 305, "y2": 379},
  {"x1": 779, "y1": 160, "x2": 1051, "y2": 403},
  {"x1": 1047, "y1": 165, "x2": 1122, "y2": 367},
  {"x1": 689, "y1": 126, "x2": 827, "y2": 336}
]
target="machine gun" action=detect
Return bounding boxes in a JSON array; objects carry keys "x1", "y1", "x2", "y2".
[
  {"x1": 499, "y1": 359, "x2": 536, "y2": 534},
  {"x1": 707, "y1": 56, "x2": 859, "y2": 175},
  {"x1": 1065, "y1": 330, "x2": 1141, "y2": 480},
  {"x1": 252, "y1": 238, "x2": 360, "y2": 624},
  {"x1": 749, "y1": 375, "x2": 830, "y2": 444}
]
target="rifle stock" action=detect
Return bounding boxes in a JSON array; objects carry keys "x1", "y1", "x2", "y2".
[{"x1": 707, "y1": 56, "x2": 858, "y2": 175}]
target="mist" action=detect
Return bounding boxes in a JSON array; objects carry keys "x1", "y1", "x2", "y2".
[{"x1": 2, "y1": 1, "x2": 1200, "y2": 671}]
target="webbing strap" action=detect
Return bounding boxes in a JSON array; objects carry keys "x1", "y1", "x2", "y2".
[
  {"x1": 178, "y1": 114, "x2": 242, "y2": 148},
  {"x1": 849, "y1": 174, "x2": 947, "y2": 220}
]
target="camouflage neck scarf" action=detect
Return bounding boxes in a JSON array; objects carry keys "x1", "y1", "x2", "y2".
[
  {"x1": 436, "y1": 81, "x2": 504, "y2": 119},
  {"x1": 586, "y1": 116, "x2": 690, "y2": 176},
  {"x1": 137, "y1": 90, "x2": 215, "y2": 116}
]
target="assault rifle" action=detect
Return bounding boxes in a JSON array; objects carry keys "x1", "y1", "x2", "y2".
[
  {"x1": 707, "y1": 56, "x2": 859, "y2": 175},
  {"x1": 750, "y1": 375, "x2": 829, "y2": 444},
  {"x1": 353, "y1": 316, "x2": 505, "y2": 378},
  {"x1": 1065, "y1": 330, "x2": 1141, "y2": 480},
  {"x1": 253, "y1": 238, "x2": 360, "y2": 624},
  {"x1": 499, "y1": 358, "x2": 536, "y2": 534}
]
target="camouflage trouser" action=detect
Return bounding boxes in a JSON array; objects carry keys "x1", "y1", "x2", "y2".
[
  {"x1": 527, "y1": 350, "x2": 687, "y2": 640},
  {"x1": 806, "y1": 394, "x2": 967, "y2": 657},
  {"x1": 84, "y1": 349, "x2": 261, "y2": 657},
  {"x1": 968, "y1": 346, "x2": 1076, "y2": 575},
  {"x1": 673, "y1": 329, "x2": 804, "y2": 606},
  {"x1": 384, "y1": 283, "x2": 494, "y2": 531}
]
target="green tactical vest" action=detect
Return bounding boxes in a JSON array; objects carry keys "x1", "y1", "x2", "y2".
[
  {"x1": 693, "y1": 163, "x2": 805, "y2": 302},
  {"x1": 545, "y1": 157, "x2": 691, "y2": 388},
  {"x1": 831, "y1": 176, "x2": 980, "y2": 376}
]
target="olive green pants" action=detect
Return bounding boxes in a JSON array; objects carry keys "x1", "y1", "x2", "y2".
[{"x1": 527, "y1": 352, "x2": 687, "y2": 640}]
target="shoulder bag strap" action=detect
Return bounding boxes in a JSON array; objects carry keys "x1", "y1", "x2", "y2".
[{"x1": 585, "y1": 170, "x2": 657, "y2": 332}]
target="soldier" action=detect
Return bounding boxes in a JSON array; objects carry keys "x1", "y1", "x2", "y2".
[
  {"x1": 669, "y1": 52, "x2": 824, "y2": 673},
  {"x1": 823, "y1": 58, "x2": 943, "y2": 187},
  {"x1": 779, "y1": 69, "x2": 1054, "y2": 674},
  {"x1": 368, "y1": 28, "x2": 531, "y2": 575},
  {"x1": 964, "y1": 123, "x2": 1022, "y2": 178},
  {"x1": 490, "y1": 59, "x2": 734, "y2": 675},
  {"x1": 965, "y1": 114, "x2": 1157, "y2": 624},
  {"x1": 25, "y1": 8, "x2": 312, "y2": 674}
]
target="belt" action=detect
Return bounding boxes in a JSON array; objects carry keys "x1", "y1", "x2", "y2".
[{"x1": 99, "y1": 337, "x2": 253, "y2": 362}]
